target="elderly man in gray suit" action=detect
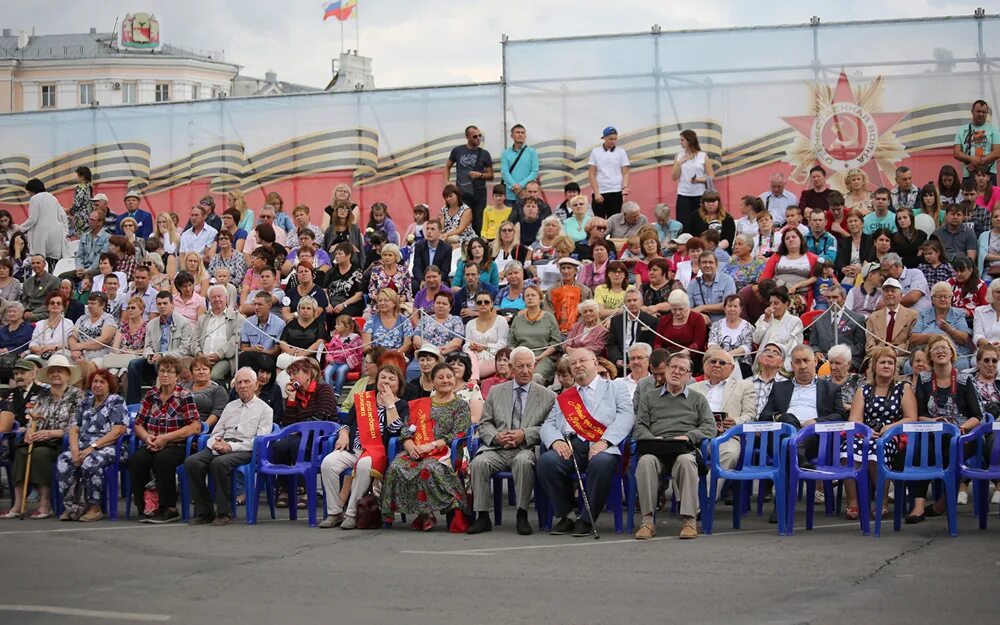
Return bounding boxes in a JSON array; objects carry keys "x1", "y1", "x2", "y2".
[
  {"x1": 538, "y1": 347, "x2": 635, "y2": 537},
  {"x1": 807, "y1": 287, "x2": 865, "y2": 370},
  {"x1": 467, "y1": 346, "x2": 557, "y2": 536},
  {"x1": 194, "y1": 285, "x2": 241, "y2": 385}
]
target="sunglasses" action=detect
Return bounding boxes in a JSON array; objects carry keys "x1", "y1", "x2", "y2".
[
  {"x1": 470, "y1": 134, "x2": 482, "y2": 139},
  {"x1": 594, "y1": 225, "x2": 607, "y2": 230},
  {"x1": 982, "y1": 358, "x2": 998, "y2": 364},
  {"x1": 476, "y1": 299, "x2": 492, "y2": 305}
]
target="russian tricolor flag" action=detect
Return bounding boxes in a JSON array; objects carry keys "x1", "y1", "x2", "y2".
[{"x1": 323, "y1": 0, "x2": 357, "y2": 21}]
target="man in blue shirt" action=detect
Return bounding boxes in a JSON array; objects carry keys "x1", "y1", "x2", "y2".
[
  {"x1": 72, "y1": 209, "x2": 110, "y2": 279},
  {"x1": 804, "y1": 210, "x2": 838, "y2": 264},
  {"x1": 500, "y1": 124, "x2": 539, "y2": 207},
  {"x1": 686, "y1": 253, "x2": 736, "y2": 323},
  {"x1": 116, "y1": 189, "x2": 154, "y2": 239},
  {"x1": 239, "y1": 291, "x2": 287, "y2": 373}
]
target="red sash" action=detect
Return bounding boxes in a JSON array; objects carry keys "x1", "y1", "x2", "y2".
[
  {"x1": 557, "y1": 387, "x2": 606, "y2": 443},
  {"x1": 355, "y1": 390, "x2": 387, "y2": 479},
  {"x1": 410, "y1": 397, "x2": 449, "y2": 460}
]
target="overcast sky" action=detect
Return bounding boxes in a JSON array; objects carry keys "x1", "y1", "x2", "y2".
[{"x1": 0, "y1": 0, "x2": 986, "y2": 88}]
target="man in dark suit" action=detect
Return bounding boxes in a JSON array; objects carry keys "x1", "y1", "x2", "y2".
[
  {"x1": 760, "y1": 344, "x2": 846, "y2": 522},
  {"x1": 807, "y1": 287, "x2": 866, "y2": 370},
  {"x1": 608, "y1": 289, "x2": 656, "y2": 372},
  {"x1": 411, "y1": 219, "x2": 452, "y2": 292}
]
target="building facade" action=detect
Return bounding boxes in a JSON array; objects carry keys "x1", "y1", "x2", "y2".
[{"x1": 0, "y1": 27, "x2": 239, "y2": 113}]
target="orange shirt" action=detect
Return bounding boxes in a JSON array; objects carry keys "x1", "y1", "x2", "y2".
[{"x1": 550, "y1": 285, "x2": 583, "y2": 333}]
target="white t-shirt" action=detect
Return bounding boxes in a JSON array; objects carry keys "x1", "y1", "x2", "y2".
[
  {"x1": 677, "y1": 151, "x2": 707, "y2": 197},
  {"x1": 588, "y1": 146, "x2": 630, "y2": 193},
  {"x1": 735, "y1": 216, "x2": 759, "y2": 238}
]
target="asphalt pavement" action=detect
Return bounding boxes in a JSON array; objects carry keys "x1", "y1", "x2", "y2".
[{"x1": 0, "y1": 504, "x2": 998, "y2": 625}]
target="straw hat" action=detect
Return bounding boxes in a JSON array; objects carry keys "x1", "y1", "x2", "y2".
[{"x1": 36, "y1": 354, "x2": 82, "y2": 385}]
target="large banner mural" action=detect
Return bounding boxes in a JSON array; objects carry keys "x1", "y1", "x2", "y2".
[{"x1": 0, "y1": 15, "x2": 997, "y2": 230}]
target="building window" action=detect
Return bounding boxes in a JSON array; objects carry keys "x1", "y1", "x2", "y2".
[
  {"x1": 191, "y1": 84, "x2": 200, "y2": 100},
  {"x1": 41, "y1": 84, "x2": 56, "y2": 108},
  {"x1": 122, "y1": 82, "x2": 137, "y2": 104},
  {"x1": 155, "y1": 83, "x2": 170, "y2": 102},
  {"x1": 79, "y1": 83, "x2": 94, "y2": 105}
]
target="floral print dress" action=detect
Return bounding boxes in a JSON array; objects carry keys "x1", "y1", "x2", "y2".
[
  {"x1": 442, "y1": 204, "x2": 476, "y2": 244},
  {"x1": 366, "y1": 266, "x2": 412, "y2": 315},
  {"x1": 380, "y1": 397, "x2": 471, "y2": 519},
  {"x1": 55, "y1": 394, "x2": 127, "y2": 510},
  {"x1": 70, "y1": 183, "x2": 93, "y2": 237}
]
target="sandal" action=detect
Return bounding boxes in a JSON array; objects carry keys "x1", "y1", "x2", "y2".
[
  {"x1": 30, "y1": 510, "x2": 53, "y2": 519},
  {"x1": 235, "y1": 495, "x2": 246, "y2": 506},
  {"x1": 1, "y1": 509, "x2": 21, "y2": 519},
  {"x1": 275, "y1": 493, "x2": 289, "y2": 508},
  {"x1": 845, "y1": 506, "x2": 859, "y2": 521},
  {"x1": 296, "y1": 495, "x2": 308, "y2": 510},
  {"x1": 421, "y1": 514, "x2": 436, "y2": 532}
]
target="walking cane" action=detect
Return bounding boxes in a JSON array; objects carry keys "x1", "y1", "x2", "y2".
[
  {"x1": 19, "y1": 418, "x2": 39, "y2": 520},
  {"x1": 564, "y1": 434, "x2": 600, "y2": 540}
]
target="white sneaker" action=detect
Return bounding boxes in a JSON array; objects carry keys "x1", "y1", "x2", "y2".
[
  {"x1": 992, "y1": 489, "x2": 1000, "y2": 505},
  {"x1": 887, "y1": 483, "x2": 895, "y2": 501},
  {"x1": 814, "y1": 489, "x2": 825, "y2": 504},
  {"x1": 956, "y1": 491, "x2": 968, "y2": 506}
]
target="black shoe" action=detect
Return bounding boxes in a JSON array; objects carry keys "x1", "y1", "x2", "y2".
[
  {"x1": 466, "y1": 514, "x2": 493, "y2": 535},
  {"x1": 137, "y1": 510, "x2": 152, "y2": 523},
  {"x1": 515, "y1": 509, "x2": 533, "y2": 535},
  {"x1": 905, "y1": 513, "x2": 926, "y2": 524},
  {"x1": 768, "y1": 508, "x2": 778, "y2": 524},
  {"x1": 189, "y1": 514, "x2": 214, "y2": 526},
  {"x1": 572, "y1": 519, "x2": 594, "y2": 537},
  {"x1": 924, "y1": 504, "x2": 945, "y2": 518},
  {"x1": 550, "y1": 516, "x2": 575, "y2": 535},
  {"x1": 211, "y1": 514, "x2": 233, "y2": 527},
  {"x1": 146, "y1": 508, "x2": 180, "y2": 524}
]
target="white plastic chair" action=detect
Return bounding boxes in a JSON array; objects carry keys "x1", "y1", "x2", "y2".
[{"x1": 52, "y1": 258, "x2": 77, "y2": 277}]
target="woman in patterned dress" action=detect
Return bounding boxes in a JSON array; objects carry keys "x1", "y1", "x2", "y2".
[
  {"x1": 362, "y1": 288, "x2": 414, "y2": 357},
  {"x1": 722, "y1": 234, "x2": 766, "y2": 291},
  {"x1": 365, "y1": 244, "x2": 412, "y2": 316},
  {"x1": 708, "y1": 294, "x2": 755, "y2": 378},
  {"x1": 68, "y1": 166, "x2": 93, "y2": 237},
  {"x1": 843, "y1": 346, "x2": 916, "y2": 521},
  {"x1": 440, "y1": 184, "x2": 476, "y2": 245},
  {"x1": 380, "y1": 362, "x2": 471, "y2": 530},
  {"x1": 54, "y1": 369, "x2": 127, "y2": 522}
]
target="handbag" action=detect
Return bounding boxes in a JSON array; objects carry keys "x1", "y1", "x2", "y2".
[{"x1": 355, "y1": 489, "x2": 382, "y2": 529}]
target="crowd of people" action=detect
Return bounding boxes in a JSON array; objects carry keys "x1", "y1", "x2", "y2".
[{"x1": 0, "y1": 101, "x2": 998, "y2": 536}]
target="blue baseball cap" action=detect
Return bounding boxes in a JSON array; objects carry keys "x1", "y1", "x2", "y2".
[{"x1": 602, "y1": 126, "x2": 618, "y2": 138}]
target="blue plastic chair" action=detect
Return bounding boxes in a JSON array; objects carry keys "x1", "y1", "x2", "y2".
[
  {"x1": 249, "y1": 421, "x2": 339, "y2": 527},
  {"x1": 382, "y1": 429, "x2": 475, "y2": 527},
  {"x1": 624, "y1": 439, "x2": 710, "y2": 534},
  {"x1": 1, "y1": 427, "x2": 19, "y2": 506},
  {"x1": 785, "y1": 422, "x2": 872, "y2": 535},
  {"x1": 704, "y1": 422, "x2": 796, "y2": 536},
  {"x1": 537, "y1": 440, "x2": 628, "y2": 534},
  {"x1": 958, "y1": 421, "x2": 1000, "y2": 530},
  {"x1": 124, "y1": 422, "x2": 206, "y2": 521},
  {"x1": 874, "y1": 421, "x2": 960, "y2": 537}
]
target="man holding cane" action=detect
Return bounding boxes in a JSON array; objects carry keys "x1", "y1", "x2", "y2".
[{"x1": 537, "y1": 348, "x2": 634, "y2": 538}]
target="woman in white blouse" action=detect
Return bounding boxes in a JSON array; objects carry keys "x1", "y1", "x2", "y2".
[
  {"x1": 708, "y1": 294, "x2": 755, "y2": 378},
  {"x1": 463, "y1": 294, "x2": 509, "y2": 381},
  {"x1": 973, "y1": 279, "x2": 1000, "y2": 352},
  {"x1": 671, "y1": 130, "x2": 714, "y2": 226},
  {"x1": 29, "y1": 291, "x2": 74, "y2": 359},
  {"x1": 752, "y1": 286, "x2": 803, "y2": 370}
]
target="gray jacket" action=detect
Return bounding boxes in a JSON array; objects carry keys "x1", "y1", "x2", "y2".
[
  {"x1": 477, "y1": 381, "x2": 556, "y2": 452},
  {"x1": 143, "y1": 312, "x2": 194, "y2": 359},
  {"x1": 194, "y1": 309, "x2": 241, "y2": 372}
]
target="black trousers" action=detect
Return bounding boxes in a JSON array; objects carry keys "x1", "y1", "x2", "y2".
[
  {"x1": 676, "y1": 194, "x2": 703, "y2": 227},
  {"x1": 184, "y1": 447, "x2": 252, "y2": 517},
  {"x1": 537, "y1": 436, "x2": 619, "y2": 524},
  {"x1": 592, "y1": 191, "x2": 623, "y2": 219},
  {"x1": 462, "y1": 189, "x2": 488, "y2": 236},
  {"x1": 130, "y1": 444, "x2": 186, "y2": 513}
]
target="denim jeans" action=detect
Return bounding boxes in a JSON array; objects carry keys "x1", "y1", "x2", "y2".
[{"x1": 324, "y1": 363, "x2": 350, "y2": 395}]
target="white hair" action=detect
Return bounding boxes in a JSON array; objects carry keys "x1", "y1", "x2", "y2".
[
  {"x1": 667, "y1": 290, "x2": 690, "y2": 307},
  {"x1": 234, "y1": 367, "x2": 258, "y2": 382},
  {"x1": 510, "y1": 346, "x2": 535, "y2": 362},
  {"x1": 622, "y1": 201, "x2": 641, "y2": 214},
  {"x1": 827, "y1": 344, "x2": 852, "y2": 364},
  {"x1": 207, "y1": 284, "x2": 228, "y2": 298},
  {"x1": 577, "y1": 299, "x2": 600, "y2": 315},
  {"x1": 628, "y1": 342, "x2": 652, "y2": 358}
]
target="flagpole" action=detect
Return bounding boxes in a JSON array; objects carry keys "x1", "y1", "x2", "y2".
[
  {"x1": 355, "y1": 1, "x2": 359, "y2": 53},
  {"x1": 340, "y1": 16, "x2": 344, "y2": 55}
]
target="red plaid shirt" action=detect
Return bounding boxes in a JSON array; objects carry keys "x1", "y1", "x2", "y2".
[{"x1": 136, "y1": 384, "x2": 200, "y2": 439}]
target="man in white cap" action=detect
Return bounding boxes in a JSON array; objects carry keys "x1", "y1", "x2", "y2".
[
  {"x1": 587, "y1": 126, "x2": 630, "y2": 219},
  {"x1": 115, "y1": 189, "x2": 154, "y2": 239},
  {"x1": 89, "y1": 193, "x2": 116, "y2": 235},
  {"x1": 865, "y1": 277, "x2": 917, "y2": 359},
  {"x1": 544, "y1": 258, "x2": 593, "y2": 334}
]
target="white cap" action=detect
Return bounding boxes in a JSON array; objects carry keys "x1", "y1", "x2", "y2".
[
  {"x1": 124, "y1": 189, "x2": 141, "y2": 199},
  {"x1": 671, "y1": 233, "x2": 693, "y2": 244},
  {"x1": 90, "y1": 193, "x2": 108, "y2": 202},
  {"x1": 882, "y1": 278, "x2": 902, "y2": 290},
  {"x1": 557, "y1": 257, "x2": 581, "y2": 267}
]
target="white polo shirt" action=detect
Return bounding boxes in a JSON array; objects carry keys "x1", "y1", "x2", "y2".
[{"x1": 588, "y1": 146, "x2": 630, "y2": 193}]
